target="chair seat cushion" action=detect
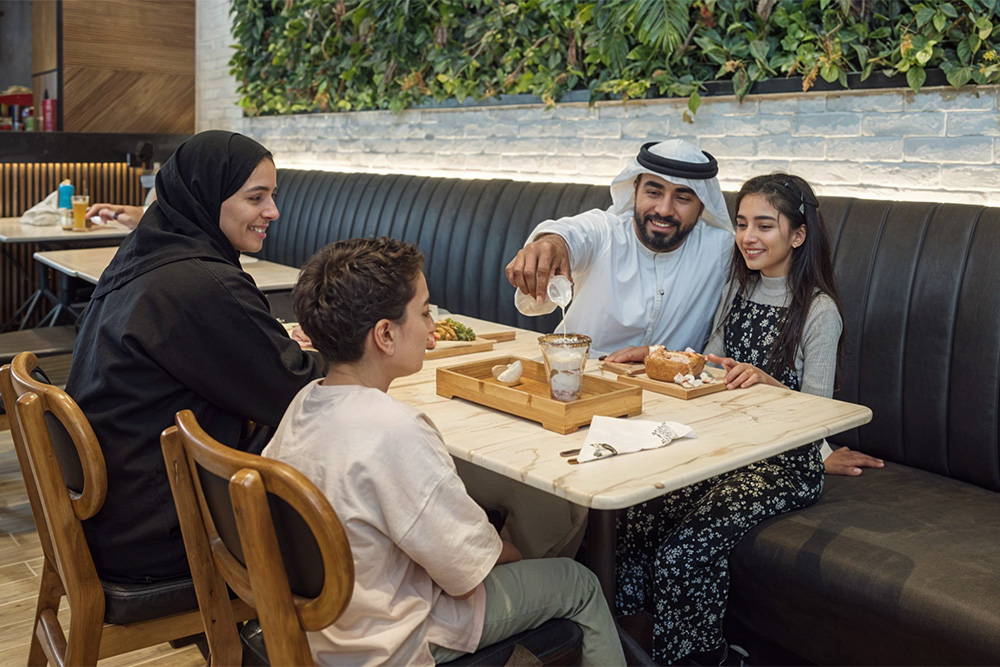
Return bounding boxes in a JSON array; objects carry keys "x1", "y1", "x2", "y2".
[
  {"x1": 444, "y1": 618, "x2": 583, "y2": 666},
  {"x1": 101, "y1": 576, "x2": 199, "y2": 625},
  {"x1": 727, "y1": 463, "x2": 1000, "y2": 665},
  {"x1": 239, "y1": 617, "x2": 583, "y2": 666}
]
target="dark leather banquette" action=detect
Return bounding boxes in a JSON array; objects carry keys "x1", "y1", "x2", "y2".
[
  {"x1": 727, "y1": 197, "x2": 1000, "y2": 665},
  {"x1": 262, "y1": 169, "x2": 1000, "y2": 666},
  {"x1": 258, "y1": 170, "x2": 610, "y2": 332}
]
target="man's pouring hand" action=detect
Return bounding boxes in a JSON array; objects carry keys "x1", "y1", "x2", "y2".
[{"x1": 505, "y1": 234, "x2": 572, "y2": 304}]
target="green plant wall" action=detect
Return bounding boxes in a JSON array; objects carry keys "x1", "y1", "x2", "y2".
[{"x1": 229, "y1": 0, "x2": 1000, "y2": 119}]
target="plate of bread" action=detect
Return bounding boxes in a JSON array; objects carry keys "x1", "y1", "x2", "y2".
[{"x1": 607, "y1": 346, "x2": 727, "y2": 399}]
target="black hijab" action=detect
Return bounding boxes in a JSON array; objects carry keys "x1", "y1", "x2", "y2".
[{"x1": 93, "y1": 130, "x2": 272, "y2": 298}]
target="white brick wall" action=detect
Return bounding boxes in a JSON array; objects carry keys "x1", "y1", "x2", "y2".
[
  {"x1": 196, "y1": 0, "x2": 245, "y2": 133},
  {"x1": 197, "y1": 0, "x2": 1000, "y2": 206}
]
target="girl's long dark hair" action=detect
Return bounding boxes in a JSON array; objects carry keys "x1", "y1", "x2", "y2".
[{"x1": 726, "y1": 173, "x2": 844, "y2": 381}]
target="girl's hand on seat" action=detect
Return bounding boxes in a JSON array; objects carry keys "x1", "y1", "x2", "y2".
[
  {"x1": 706, "y1": 354, "x2": 783, "y2": 390},
  {"x1": 824, "y1": 447, "x2": 884, "y2": 476}
]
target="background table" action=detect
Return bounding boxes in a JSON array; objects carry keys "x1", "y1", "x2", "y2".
[
  {"x1": 392, "y1": 314, "x2": 874, "y2": 603},
  {"x1": 28, "y1": 247, "x2": 301, "y2": 327},
  {"x1": 34, "y1": 246, "x2": 302, "y2": 289},
  {"x1": 0, "y1": 217, "x2": 131, "y2": 244},
  {"x1": 0, "y1": 217, "x2": 130, "y2": 330}
]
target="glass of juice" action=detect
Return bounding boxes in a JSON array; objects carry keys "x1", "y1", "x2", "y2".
[{"x1": 71, "y1": 194, "x2": 90, "y2": 231}]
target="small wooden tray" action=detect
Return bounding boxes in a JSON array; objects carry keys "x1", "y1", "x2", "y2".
[
  {"x1": 62, "y1": 223, "x2": 116, "y2": 232},
  {"x1": 477, "y1": 330, "x2": 517, "y2": 343},
  {"x1": 426, "y1": 338, "x2": 496, "y2": 360},
  {"x1": 436, "y1": 355, "x2": 642, "y2": 434},
  {"x1": 616, "y1": 366, "x2": 727, "y2": 400},
  {"x1": 599, "y1": 360, "x2": 646, "y2": 376}
]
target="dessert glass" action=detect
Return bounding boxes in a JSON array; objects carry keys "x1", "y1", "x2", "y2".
[{"x1": 538, "y1": 333, "x2": 591, "y2": 402}]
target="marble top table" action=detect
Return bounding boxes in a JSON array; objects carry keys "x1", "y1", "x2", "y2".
[
  {"x1": 34, "y1": 245, "x2": 302, "y2": 291},
  {"x1": 1, "y1": 217, "x2": 131, "y2": 330},
  {"x1": 0, "y1": 216, "x2": 130, "y2": 243},
  {"x1": 392, "y1": 314, "x2": 874, "y2": 602}
]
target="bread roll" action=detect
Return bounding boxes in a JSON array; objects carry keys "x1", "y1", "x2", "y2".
[{"x1": 645, "y1": 346, "x2": 706, "y2": 382}]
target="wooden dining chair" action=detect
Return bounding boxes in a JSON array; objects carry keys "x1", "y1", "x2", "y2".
[
  {"x1": 1, "y1": 352, "x2": 252, "y2": 666},
  {"x1": 161, "y1": 408, "x2": 354, "y2": 666},
  {"x1": 163, "y1": 408, "x2": 584, "y2": 667}
]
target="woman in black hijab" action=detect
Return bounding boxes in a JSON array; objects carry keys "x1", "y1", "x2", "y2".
[{"x1": 66, "y1": 131, "x2": 322, "y2": 583}]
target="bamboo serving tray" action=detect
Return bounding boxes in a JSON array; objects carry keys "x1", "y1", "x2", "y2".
[
  {"x1": 436, "y1": 355, "x2": 642, "y2": 434},
  {"x1": 616, "y1": 366, "x2": 727, "y2": 400},
  {"x1": 426, "y1": 338, "x2": 496, "y2": 360}
]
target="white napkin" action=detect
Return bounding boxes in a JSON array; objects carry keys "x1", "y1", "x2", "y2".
[
  {"x1": 577, "y1": 416, "x2": 695, "y2": 463},
  {"x1": 20, "y1": 190, "x2": 62, "y2": 226}
]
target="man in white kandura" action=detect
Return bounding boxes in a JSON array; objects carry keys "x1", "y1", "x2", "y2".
[
  {"x1": 506, "y1": 139, "x2": 734, "y2": 356},
  {"x1": 474, "y1": 140, "x2": 733, "y2": 562}
]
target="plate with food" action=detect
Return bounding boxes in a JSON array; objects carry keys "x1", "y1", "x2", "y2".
[
  {"x1": 614, "y1": 347, "x2": 727, "y2": 399},
  {"x1": 426, "y1": 318, "x2": 497, "y2": 359}
]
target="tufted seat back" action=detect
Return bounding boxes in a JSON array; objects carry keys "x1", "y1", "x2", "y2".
[
  {"x1": 262, "y1": 170, "x2": 612, "y2": 334},
  {"x1": 263, "y1": 169, "x2": 1000, "y2": 492},
  {"x1": 820, "y1": 197, "x2": 1000, "y2": 492},
  {"x1": 728, "y1": 197, "x2": 1000, "y2": 666}
]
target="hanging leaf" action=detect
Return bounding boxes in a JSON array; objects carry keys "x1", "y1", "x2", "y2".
[
  {"x1": 975, "y1": 16, "x2": 992, "y2": 40},
  {"x1": 943, "y1": 62, "x2": 973, "y2": 87},
  {"x1": 957, "y1": 35, "x2": 979, "y2": 63},
  {"x1": 749, "y1": 39, "x2": 769, "y2": 61},
  {"x1": 688, "y1": 90, "x2": 702, "y2": 115},
  {"x1": 733, "y1": 67, "x2": 752, "y2": 98},
  {"x1": 933, "y1": 12, "x2": 946, "y2": 33},
  {"x1": 907, "y1": 65, "x2": 927, "y2": 92}
]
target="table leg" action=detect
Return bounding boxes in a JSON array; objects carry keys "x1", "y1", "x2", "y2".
[
  {"x1": 588, "y1": 508, "x2": 659, "y2": 665},
  {"x1": 0, "y1": 242, "x2": 41, "y2": 331},
  {"x1": 12, "y1": 262, "x2": 60, "y2": 330},
  {"x1": 49, "y1": 272, "x2": 88, "y2": 325},
  {"x1": 1, "y1": 288, "x2": 43, "y2": 332},
  {"x1": 587, "y1": 507, "x2": 617, "y2": 606}
]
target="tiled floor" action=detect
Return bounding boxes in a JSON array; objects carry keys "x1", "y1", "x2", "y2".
[{"x1": 0, "y1": 417, "x2": 204, "y2": 666}]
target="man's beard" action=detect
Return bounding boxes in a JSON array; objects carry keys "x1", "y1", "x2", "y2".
[{"x1": 633, "y1": 205, "x2": 694, "y2": 252}]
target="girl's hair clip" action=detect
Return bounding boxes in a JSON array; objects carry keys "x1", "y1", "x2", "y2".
[{"x1": 782, "y1": 180, "x2": 814, "y2": 216}]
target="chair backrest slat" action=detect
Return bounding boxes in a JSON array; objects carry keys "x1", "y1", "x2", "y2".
[
  {"x1": 9, "y1": 353, "x2": 107, "y2": 519},
  {"x1": 0, "y1": 363, "x2": 57, "y2": 565},
  {"x1": 5, "y1": 352, "x2": 108, "y2": 665},
  {"x1": 163, "y1": 409, "x2": 353, "y2": 667}
]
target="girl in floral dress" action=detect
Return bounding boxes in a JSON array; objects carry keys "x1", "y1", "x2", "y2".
[{"x1": 615, "y1": 173, "x2": 844, "y2": 665}]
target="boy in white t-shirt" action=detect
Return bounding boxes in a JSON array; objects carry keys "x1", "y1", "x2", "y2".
[{"x1": 263, "y1": 237, "x2": 624, "y2": 666}]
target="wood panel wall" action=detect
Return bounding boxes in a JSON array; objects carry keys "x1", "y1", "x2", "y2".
[
  {"x1": 61, "y1": 0, "x2": 195, "y2": 133},
  {"x1": 31, "y1": 0, "x2": 60, "y2": 124},
  {"x1": 0, "y1": 162, "x2": 142, "y2": 327},
  {"x1": 0, "y1": 162, "x2": 143, "y2": 218},
  {"x1": 31, "y1": 0, "x2": 58, "y2": 72}
]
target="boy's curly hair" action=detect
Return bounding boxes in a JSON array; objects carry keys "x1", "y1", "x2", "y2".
[{"x1": 293, "y1": 237, "x2": 425, "y2": 364}]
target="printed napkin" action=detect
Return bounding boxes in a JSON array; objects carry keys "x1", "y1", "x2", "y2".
[{"x1": 576, "y1": 416, "x2": 695, "y2": 463}]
